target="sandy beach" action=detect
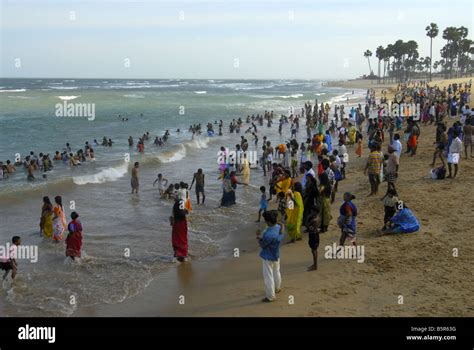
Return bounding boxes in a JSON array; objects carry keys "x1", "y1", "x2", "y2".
[{"x1": 70, "y1": 78, "x2": 474, "y2": 317}]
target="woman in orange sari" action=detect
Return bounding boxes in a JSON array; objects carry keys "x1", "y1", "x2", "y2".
[{"x1": 52, "y1": 196, "x2": 67, "y2": 242}]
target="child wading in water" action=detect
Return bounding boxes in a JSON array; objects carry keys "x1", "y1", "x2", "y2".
[
  {"x1": 0, "y1": 236, "x2": 21, "y2": 281},
  {"x1": 66, "y1": 211, "x2": 83, "y2": 260},
  {"x1": 337, "y1": 193, "x2": 358, "y2": 247},
  {"x1": 256, "y1": 186, "x2": 268, "y2": 222},
  {"x1": 256, "y1": 210, "x2": 284, "y2": 302}
]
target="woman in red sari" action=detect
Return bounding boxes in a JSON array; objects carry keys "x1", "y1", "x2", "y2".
[
  {"x1": 66, "y1": 211, "x2": 83, "y2": 260},
  {"x1": 170, "y1": 199, "x2": 188, "y2": 262}
]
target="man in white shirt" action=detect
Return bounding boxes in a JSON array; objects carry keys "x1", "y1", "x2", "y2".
[
  {"x1": 391, "y1": 133, "x2": 403, "y2": 158},
  {"x1": 447, "y1": 131, "x2": 462, "y2": 178}
]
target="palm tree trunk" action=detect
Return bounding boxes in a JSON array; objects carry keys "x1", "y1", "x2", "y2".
[{"x1": 429, "y1": 38, "x2": 432, "y2": 82}]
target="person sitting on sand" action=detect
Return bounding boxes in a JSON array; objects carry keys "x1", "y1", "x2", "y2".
[
  {"x1": 256, "y1": 210, "x2": 284, "y2": 302},
  {"x1": 382, "y1": 201, "x2": 420, "y2": 234}
]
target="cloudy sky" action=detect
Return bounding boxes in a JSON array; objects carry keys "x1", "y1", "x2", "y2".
[{"x1": 1, "y1": 0, "x2": 472, "y2": 79}]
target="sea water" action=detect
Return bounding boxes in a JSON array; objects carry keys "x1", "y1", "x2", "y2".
[{"x1": 0, "y1": 78, "x2": 361, "y2": 315}]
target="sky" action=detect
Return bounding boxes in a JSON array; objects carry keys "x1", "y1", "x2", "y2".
[{"x1": 0, "y1": 0, "x2": 473, "y2": 79}]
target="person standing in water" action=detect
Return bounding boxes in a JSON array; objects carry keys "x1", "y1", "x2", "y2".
[
  {"x1": 170, "y1": 198, "x2": 188, "y2": 262},
  {"x1": 66, "y1": 212, "x2": 83, "y2": 260},
  {"x1": 189, "y1": 168, "x2": 206, "y2": 205},
  {"x1": 131, "y1": 162, "x2": 139, "y2": 194},
  {"x1": 52, "y1": 196, "x2": 67, "y2": 242},
  {"x1": 40, "y1": 196, "x2": 53, "y2": 238}
]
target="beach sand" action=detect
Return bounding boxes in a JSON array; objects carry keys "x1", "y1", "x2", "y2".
[{"x1": 74, "y1": 81, "x2": 474, "y2": 316}]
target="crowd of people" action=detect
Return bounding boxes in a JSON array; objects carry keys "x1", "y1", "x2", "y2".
[
  {"x1": 3, "y1": 81, "x2": 471, "y2": 305},
  {"x1": 162, "y1": 80, "x2": 472, "y2": 302}
]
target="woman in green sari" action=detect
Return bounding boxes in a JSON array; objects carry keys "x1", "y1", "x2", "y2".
[
  {"x1": 318, "y1": 173, "x2": 332, "y2": 233},
  {"x1": 286, "y1": 182, "x2": 304, "y2": 243}
]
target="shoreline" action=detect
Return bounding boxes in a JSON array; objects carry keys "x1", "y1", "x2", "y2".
[{"x1": 3, "y1": 77, "x2": 473, "y2": 317}]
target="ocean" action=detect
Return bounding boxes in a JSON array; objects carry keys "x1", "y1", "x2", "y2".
[{"x1": 0, "y1": 78, "x2": 362, "y2": 316}]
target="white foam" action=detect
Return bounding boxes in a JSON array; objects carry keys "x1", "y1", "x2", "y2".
[
  {"x1": 123, "y1": 94, "x2": 145, "y2": 99},
  {"x1": 57, "y1": 95, "x2": 80, "y2": 101},
  {"x1": 279, "y1": 93, "x2": 304, "y2": 99},
  {"x1": 72, "y1": 162, "x2": 128, "y2": 185},
  {"x1": 8, "y1": 96, "x2": 35, "y2": 99},
  {"x1": 0, "y1": 89, "x2": 26, "y2": 93},
  {"x1": 157, "y1": 145, "x2": 186, "y2": 163},
  {"x1": 188, "y1": 137, "x2": 210, "y2": 149},
  {"x1": 194, "y1": 91, "x2": 207, "y2": 94},
  {"x1": 48, "y1": 86, "x2": 79, "y2": 90}
]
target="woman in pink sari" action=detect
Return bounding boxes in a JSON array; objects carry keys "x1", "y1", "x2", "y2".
[{"x1": 170, "y1": 199, "x2": 188, "y2": 262}]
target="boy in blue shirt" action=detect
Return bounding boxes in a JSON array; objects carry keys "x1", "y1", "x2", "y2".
[{"x1": 256, "y1": 210, "x2": 284, "y2": 302}]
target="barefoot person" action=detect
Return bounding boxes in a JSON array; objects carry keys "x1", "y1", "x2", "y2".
[
  {"x1": 131, "y1": 162, "x2": 139, "y2": 194},
  {"x1": 40, "y1": 196, "x2": 53, "y2": 238},
  {"x1": 256, "y1": 186, "x2": 268, "y2": 223},
  {"x1": 66, "y1": 212, "x2": 83, "y2": 261},
  {"x1": 462, "y1": 119, "x2": 473, "y2": 159},
  {"x1": 52, "y1": 196, "x2": 67, "y2": 242},
  {"x1": 0, "y1": 236, "x2": 21, "y2": 281},
  {"x1": 447, "y1": 131, "x2": 462, "y2": 178},
  {"x1": 256, "y1": 210, "x2": 284, "y2": 302},
  {"x1": 337, "y1": 193, "x2": 358, "y2": 247},
  {"x1": 286, "y1": 182, "x2": 304, "y2": 243},
  {"x1": 364, "y1": 144, "x2": 383, "y2": 196},
  {"x1": 306, "y1": 212, "x2": 321, "y2": 271},
  {"x1": 170, "y1": 198, "x2": 188, "y2": 262},
  {"x1": 189, "y1": 168, "x2": 206, "y2": 205}
]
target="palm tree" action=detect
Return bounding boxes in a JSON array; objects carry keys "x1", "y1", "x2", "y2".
[
  {"x1": 384, "y1": 44, "x2": 393, "y2": 83},
  {"x1": 375, "y1": 46, "x2": 385, "y2": 83},
  {"x1": 442, "y1": 27, "x2": 461, "y2": 78},
  {"x1": 425, "y1": 23, "x2": 439, "y2": 82},
  {"x1": 364, "y1": 50, "x2": 373, "y2": 78}
]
